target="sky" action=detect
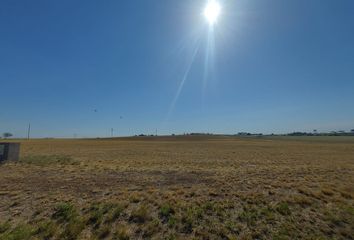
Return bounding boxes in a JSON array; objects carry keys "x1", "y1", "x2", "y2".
[{"x1": 1, "y1": 0, "x2": 354, "y2": 138}]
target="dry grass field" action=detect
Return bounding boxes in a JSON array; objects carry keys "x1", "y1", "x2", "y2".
[{"x1": 0, "y1": 136, "x2": 353, "y2": 240}]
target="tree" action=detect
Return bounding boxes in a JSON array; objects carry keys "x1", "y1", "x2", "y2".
[
  {"x1": 3, "y1": 132, "x2": 13, "y2": 139},
  {"x1": 351, "y1": 129, "x2": 354, "y2": 133}
]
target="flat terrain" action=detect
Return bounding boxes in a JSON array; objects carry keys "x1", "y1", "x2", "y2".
[{"x1": 0, "y1": 136, "x2": 353, "y2": 239}]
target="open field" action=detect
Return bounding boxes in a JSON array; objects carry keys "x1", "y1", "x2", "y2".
[{"x1": 0, "y1": 136, "x2": 353, "y2": 239}]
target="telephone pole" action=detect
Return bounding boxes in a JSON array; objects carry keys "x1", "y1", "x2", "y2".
[
  {"x1": 27, "y1": 123, "x2": 31, "y2": 140},
  {"x1": 111, "y1": 128, "x2": 114, "y2": 138}
]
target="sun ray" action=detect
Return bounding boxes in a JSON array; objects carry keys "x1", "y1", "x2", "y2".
[{"x1": 165, "y1": 39, "x2": 201, "y2": 122}]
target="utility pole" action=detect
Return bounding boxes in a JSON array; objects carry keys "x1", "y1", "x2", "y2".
[
  {"x1": 156, "y1": 128, "x2": 158, "y2": 136},
  {"x1": 27, "y1": 123, "x2": 31, "y2": 140},
  {"x1": 111, "y1": 128, "x2": 114, "y2": 138}
]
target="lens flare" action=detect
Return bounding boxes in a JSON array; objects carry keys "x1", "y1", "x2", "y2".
[{"x1": 204, "y1": 0, "x2": 221, "y2": 25}]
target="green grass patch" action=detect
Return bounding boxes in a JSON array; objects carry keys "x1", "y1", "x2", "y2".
[
  {"x1": 1, "y1": 224, "x2": 35, "y2": 240},
  {"x1": 105, "y1": 203, "x2": 125, "y2": 223},
  {"x1": 0, "y1": 222, "x2": 11, "y2": 234},
  {"x1": 276, "y1": 202, "x2": 291, "y2": 216},
  {"x1": 60, "y1": 217, "x2": 85, "y2": 240},
  {"x1": 35, "y1": 221, "x2": 57, "y2": 239},
  {"x1": 159, "y1": 203, "x2": 175, "y2": 221},
  {"x1": 86, "y1": 204, "x2": 104, "y2": 228},
  {"x1": 53, "y1": 203, "x2": 77, "y2": 222}
]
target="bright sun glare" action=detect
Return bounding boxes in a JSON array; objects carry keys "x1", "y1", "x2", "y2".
[{"x1": 204, "y1": 0, "x2": 221, "y2": 25}]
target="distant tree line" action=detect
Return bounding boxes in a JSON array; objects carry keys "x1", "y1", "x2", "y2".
[
  {"x1": 1, "y1": 132, "x2": 13, "y2": 139},
  {"x1": 236, "y1": 132, "x2": 263, "y2": 136},
  {"x1": 133, "y1": 130, "x2": 354, "y2": 137},
  {"x1": 287, "y1": 130, "x2": 354, "y2": 136}
]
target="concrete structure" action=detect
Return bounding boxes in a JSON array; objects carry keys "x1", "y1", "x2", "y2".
[{"x1": 0, "y1": 143, "x2": 20, "y2": 162}]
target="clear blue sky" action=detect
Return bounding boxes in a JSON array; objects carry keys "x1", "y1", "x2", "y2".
[{"x1": 1, "y1": 0, "x2": 354, "y2": 138}]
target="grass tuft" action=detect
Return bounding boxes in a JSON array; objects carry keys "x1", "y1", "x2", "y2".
[
  {"x1": 1, "y1": 224, "x2": 34, "y2": 240},
  {"x1": 130, "y1": 204, "x2": 150, "y2": 223},
  {"x1": 53, "y1": 203, "x2": 77, "y2": 222},
  {"x1": 276, "y1": 202, "x2": 291, "y2": 216}
]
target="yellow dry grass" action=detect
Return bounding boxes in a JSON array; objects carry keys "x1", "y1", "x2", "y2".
[{"x1": 0, "y1": 136, "x2": 353, "y2": 239}]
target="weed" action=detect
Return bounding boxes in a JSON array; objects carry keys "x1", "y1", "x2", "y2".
[
  {"x1": 130, "y1": 204, "x2": 150, "y2": 223},
  {"x1": 143, "y1": 218, "x2": 160, "y2": 237},
  {"x1": 0, "y1": 222, "x2": 11, "y2": 234},
  {"x1": 35, "y1": 221, "x2": 57, "y2": 239},
  {"x1": 1, "y1": 224, "x2": 34, "y2": 240},
  {"x1": 276, "y1": 202, "x2": 291, "y2": 216},
  {"x1": 106, "y1": 203, "x2": 124, "y2": 223},
  {"x1": 322, "y1": 188, "x2": 335, "y2": 196},
  {"x1": 168, "y1": 216, "x2": 177, "y2": 228},
  {"x1": 202, "y1": 202, "x2": 215, "y2": 212},
  {"x1": 289, "y1": 195, "x2": 312, "y2": 207},
  {"x1": 260, "y1": 206, "x2": 276, "y2": 221},
  {"x1": 60, "y1": 217, "x2": 85, "y2": 240},
  {"x1": 272, "y1": 222, "x2": 296, "y2": 240},
  {"x1": 129, "y1": 194, "x2": 140, "y2": 203},
  {"x1": 180, "y1": 205, "x2": 204, "y2": 232},
  {"x1": 52, "y1": 203, "x2": 84, "y2": 239},
  {"x1": 238, "y1": 207, "x2": 259, "y2": 226},
  {"x1": 159, "y1": 203, "x2": 175, "y2": 221},
  {"x1": 165, "y1": 233, "x2": 177, "y2": 240},
  {"x1": 52, "y1": 203, "x2": 77, "y2": 222},
  {"x1": 97, "y1": 225, "x2": 111, "y2": 239},
  {"x1": 87, "y1": 204, "x2": 104, "y2": 228},
  {"x1": 113, "y1": 226, "x2": 130, "y2": 240}
]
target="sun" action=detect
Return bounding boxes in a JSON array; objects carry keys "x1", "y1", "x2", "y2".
[{"x1": 204, "y1": 0, "x2": 221, "y2": 25}]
